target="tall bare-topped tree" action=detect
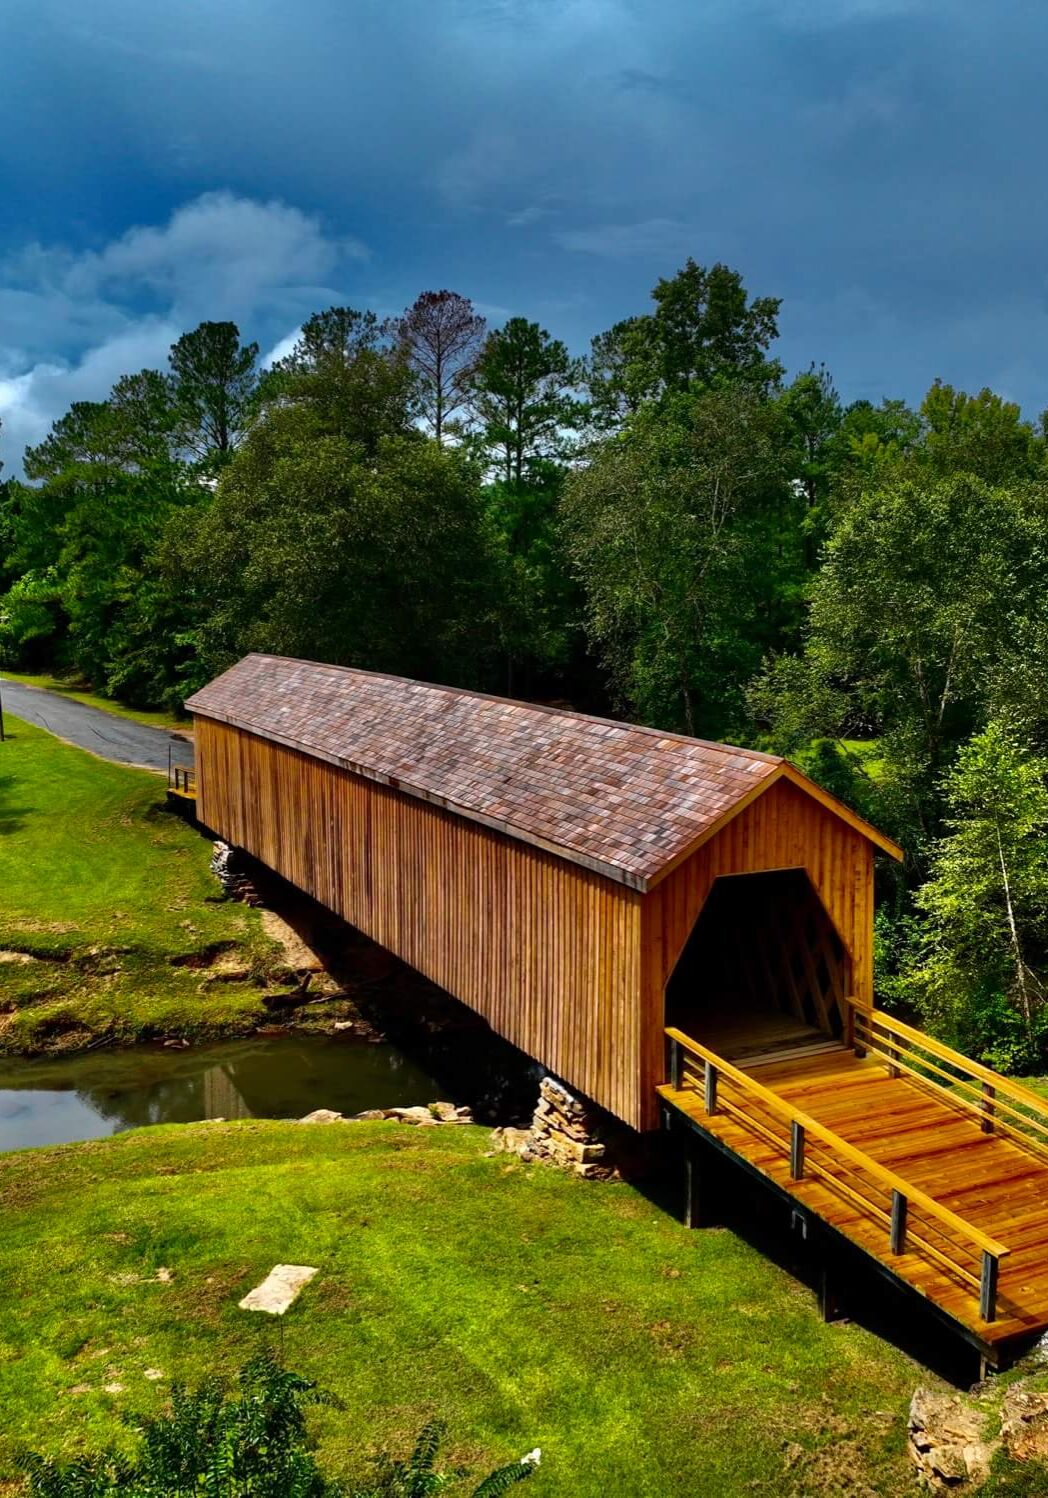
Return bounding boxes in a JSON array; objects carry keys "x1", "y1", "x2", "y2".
[{"x1": 395, "y1": 291, "x2": 486, "y2": 443}]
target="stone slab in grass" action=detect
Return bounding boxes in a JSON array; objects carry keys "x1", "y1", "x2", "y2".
[{"x1": 238, "y1": 1264, "x2": 318, "y2": 1315}]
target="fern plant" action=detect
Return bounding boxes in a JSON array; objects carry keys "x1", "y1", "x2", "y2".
[
  {"x1": 19, "y1": 1356, "x2": 539, "y2": 1497},
  {"x1": 351, "y1": 1419, "x2": 538, "y2": 1498},
  {"x1": 21, "y1": 1353, "x2": 336, "y2": 1497}
]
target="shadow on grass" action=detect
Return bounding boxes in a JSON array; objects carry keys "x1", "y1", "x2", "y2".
[
  {"x1": 0, "y1": 761, "x2": 28, "y2": 836},
  {"x1": 651, "y1": 1134, "x2": 1028, "y2": 1387},
  {"x1": 205, "y1": 854, "x2": 1006, "y2": 1385}
]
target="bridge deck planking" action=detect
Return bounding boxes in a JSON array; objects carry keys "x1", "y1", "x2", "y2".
[{"x1": 660, "y1": 1046, "x2": 1048, "y2": 1349}]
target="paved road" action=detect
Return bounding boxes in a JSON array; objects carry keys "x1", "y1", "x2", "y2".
[{"x1": 0, "y1": 677, "x2": 193, "y2": 772}]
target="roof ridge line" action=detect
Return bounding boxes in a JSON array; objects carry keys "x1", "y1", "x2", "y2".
[{"x1": 242, "y1": 653, "x2": 783, "y2": 766}]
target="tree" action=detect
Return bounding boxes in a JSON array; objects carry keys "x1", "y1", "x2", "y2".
[
  {"x1": 778, "y1": 364, "x2": 842, "y2": 546},
  {"x1": 0, "y1": 372, "x2": 196, "y2": 701},
  {"x1": 918, "y1": 380, "x2": 1044, "y2": 484},
  {"x1": 174, "y1": 404, "x2": 499, "y2": 690},
  {"x1": 395, "y1": 291, "x2": 485, "y2": 442},
  {"x1": 585, "y1": 260, "x2": 783, "y2": 429},
  {"x1": 899, "y1": 723, "x2": 1048, "y2": 1070},
  {"x1": 470, "y1": 318, "x2": 581, "y2": 484},
  {"x1": 482, "y1": 471, "x2": 582, "y2": 698},
  {"x1": 168, "y1": 321, "x2": 259, "y2": 465},
  {"x1": 585, "y1": 316, "x2": 660, "y2": 430},
  {"x1": 0, "y1": 416, "x2": 14, "y2": 595},
  {"x1": 831, "y1": 397, "x2": 921, "y2": 477},
  {"x1": 562, "y1": 388, "x2": 795, "y2": 736},
  {"x1": 648, "y1": 258, "x2": 782, "y2": 394},
  {"x1": 22, "y1": 399, "x2": 126, "y2": 484},
  {"x1": 750, "y1": 474, "x2": 1048, "y2": 854},
  {"x1": 263, "y1": 307, "x2": 417, "y2": 453},
  {"x1": 109, "y1": 369, "x2": 181, "y2": 469}
]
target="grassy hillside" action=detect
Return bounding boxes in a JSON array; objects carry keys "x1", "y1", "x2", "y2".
[
  {"x1": 0, "y1": 715, "x2": 280, "y2": 1052},
  {"x1": 0, "y1": 1119, "x2": 925, "y2": 1495}
]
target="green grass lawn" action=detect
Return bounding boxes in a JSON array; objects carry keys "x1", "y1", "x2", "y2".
[
  {"x1": 0, "y1": 671, "x2": 188, "y2": 731},
  {"x1": 839, "y1": 738, "x2": 888, "y2": 783},
  {"x1": 0, "y1": 715, "x2": 281, "y2": 1052},
  {"x1": 0, "y1": 1119, "x2": 927, "y2": 1495}
]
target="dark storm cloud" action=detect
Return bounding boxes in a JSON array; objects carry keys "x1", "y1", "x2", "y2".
[{"x1": 1, "y1": 0, "x2": 1047, "y2": 464}]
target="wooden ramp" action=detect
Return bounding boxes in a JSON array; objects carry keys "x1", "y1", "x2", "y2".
[{"x1": 659, "y1": 1004, "x2": 1048, "y2": 1364}]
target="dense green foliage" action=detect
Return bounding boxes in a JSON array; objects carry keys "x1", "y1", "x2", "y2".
[
  {"x1": 4, "y1": 256, "x2": 1048, "y2": 1065},
  {"x1": 562, "y1": 387, "x2": 800, "y2": 736},
  {"x1": 892, "y1": 725, "x2": 1048, "y2": 1071}
]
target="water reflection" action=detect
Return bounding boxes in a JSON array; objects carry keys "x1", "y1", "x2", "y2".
[{"x1": 0, "y1": 1036, "x2": 451, "y2": 1153}]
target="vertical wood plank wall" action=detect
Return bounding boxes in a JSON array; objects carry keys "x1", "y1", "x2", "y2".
[
  {"x1": 196, "y1": 718, "x2": 646, "y2": 1127},
  {"x1": 638, "y1": 776, "x2": 875, "y2": 1129}
]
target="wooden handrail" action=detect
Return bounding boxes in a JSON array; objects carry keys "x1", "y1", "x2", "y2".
[
  {"x1": 665, "y1": 1025, "x2": 1008, "y2": 1320},
  {"x1": 168, "y1": 764, "x2": 196, "y2": 795},
  {"x1": 846, "y1": 1000, "x2": 1048, "y2": 1150},
  {"x1": 666, "y1": 1027, "x2": 1007, "y2": 1258}
]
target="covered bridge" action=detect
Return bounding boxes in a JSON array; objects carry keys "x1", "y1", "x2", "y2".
[
  {"x1": 186, "y1": 653, "x2": 895, "y2": 1133},
  {"x1": 187, "y1": 654, "x2": 1048, "y2": 1366}
]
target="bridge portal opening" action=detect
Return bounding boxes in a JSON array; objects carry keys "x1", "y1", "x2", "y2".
[{"x1": 665, "y1": 868, "x2": 851, "y2": 1065}]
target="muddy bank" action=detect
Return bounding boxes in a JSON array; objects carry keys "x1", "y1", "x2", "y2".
[{"x1": 0, "y1": 851, "x2": 544, "y2": 1128}]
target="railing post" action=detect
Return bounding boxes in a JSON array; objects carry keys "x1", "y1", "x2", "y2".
[
  {"x1": 704, "y1": 1060, "x2": 718, "y2": 1116},
  {"x1": 890, "y1": 1189, "x2": 908, "y2": 1255},
  {"x1": 980, "y1": 1251, "x2": 999, "y2": 1322},
  {"x1": 887, "y1": 1037, "x2": 900, "y2": 1079},
  {"x1": 670, "y1": 1037, "x2": 681, "y2": 1091},
  {"x1": 981, "y1": 1082, "x2": 996, "y2": 1135},
  {"x1": 790, "y1": 1120, "x2": 805, "y2": 1180},
  {"x1": 851, "y1": 1003, "x2": 866, "y2": 1059}
]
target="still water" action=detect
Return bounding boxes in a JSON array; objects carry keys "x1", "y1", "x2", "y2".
[{"x1": 0, "y1": 1035, "x2": 454, "y2": 1153}]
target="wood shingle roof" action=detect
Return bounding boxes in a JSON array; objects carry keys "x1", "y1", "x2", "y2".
[{"x1": 186, "y1": 654, "x2": 900, "y2": 889}]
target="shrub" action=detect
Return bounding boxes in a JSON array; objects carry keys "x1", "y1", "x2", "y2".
[{"x1": 19, "y1": 1354, "x2": 539, "y2": 1498}]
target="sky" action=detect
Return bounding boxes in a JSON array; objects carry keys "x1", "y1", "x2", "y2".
[{"x1": 1, "y1": 0, "x2": 1047, "y2": 471}]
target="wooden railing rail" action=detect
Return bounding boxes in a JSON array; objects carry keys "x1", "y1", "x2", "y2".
[
  {"x1": 666, "y1": 1025, "x2": 1009, "y2": 1321},
  {"x1": 845, "y1": 999, "x2": 1048, "y2": 1156},
  {"x1": 168, "y1": 764, "x2": 196, "y2": 796}
]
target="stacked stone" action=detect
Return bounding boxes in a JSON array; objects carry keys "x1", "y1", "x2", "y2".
[
  {"x1": 210, "y1": 842, "x2": 264, "y2": 906},
  {"x1": 492, "y1": 1077, "x2": 612, "y2": 1179},
  {"x1": 299, "y1": 1102, "x2": 474, "y2": 1127}
]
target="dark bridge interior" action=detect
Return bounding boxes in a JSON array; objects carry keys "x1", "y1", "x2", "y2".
[{"x1": 665, "y1": 868, "x2": 851, "y2": 1065}]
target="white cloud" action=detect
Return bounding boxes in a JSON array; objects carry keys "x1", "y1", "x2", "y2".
[
  {"x1": 554, "y1": 218, "x2": 723, "y2": 261},
  {"x1": 8, "y1": 191, "x2": 364, "y2": 328},
  {"x1": 506, "y1": 203, "x2": 554, "y2": 229},
  {"x1": 436, "y1": 133, "x2": 531, "y2": 207},
  {"x1": 0, "y1": 192, "x2": 365, "y2": 471},
  {"x1": 0, "y1": 322, "x2": 181, "y2": 473},
  {"x1": 261, "y1": 329, "x2": 302, "y2": 369}
]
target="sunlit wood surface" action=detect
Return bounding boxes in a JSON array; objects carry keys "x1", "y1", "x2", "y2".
[{"x1": 661, "y1": 1036, "x2": 1048, "y2": 1352}]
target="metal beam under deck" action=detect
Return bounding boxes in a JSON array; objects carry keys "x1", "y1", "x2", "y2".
[{"x1": 660, "y1": 1096, "x2": 1013, "y2": 1369}]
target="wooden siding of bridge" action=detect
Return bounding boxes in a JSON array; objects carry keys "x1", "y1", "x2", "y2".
[
  {"x1": 196, "y1": 717, "x2": 647, "y2": 1127},
  {"x1": 637, "y1": 777, "x2": 875, "y2": 1129}
]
